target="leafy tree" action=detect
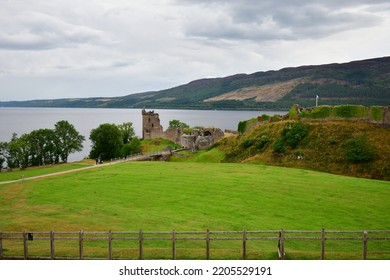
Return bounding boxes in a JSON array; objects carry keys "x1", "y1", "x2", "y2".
[
  {"x1": 3, "y1": 121, "x2": 84, "y2": 168},
  {"x1": 89, "y1": 123, "x2": 123, "y2": 161},
  {"x1": 29, "y1": 129, "x2": 57, "y2": 165},
  {"x1": 6, "y1": 133, "x2": 31, "y2": 168},
  {"x1": 0, "y1": 141, "x2": 7, "y2": 168},
  {"x1": 118, "y1": 122, "x2": 136, "y2": 144},
  {"x1": 168, "y1": 120, "x2": 190, "y2": 129},
  {"x1": 121, "y1": 138, "x2": 141, "y2": 156},
  {"x1": 54, "y1": 120, "x2": 85, "y2": 163}
]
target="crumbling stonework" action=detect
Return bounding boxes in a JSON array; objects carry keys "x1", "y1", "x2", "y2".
[
  {"x1": 179, "y1": 128, "x2": 224, "y2": 150},
  {"x1": 142, "y1": 109, "x2": 163, "y2": 139},
  {"x1": 141, "y1": 110, "x2": 224, "y2": 150},
  {"x1": 383, "y1": 106, "x2": 390, "y2": 126}
]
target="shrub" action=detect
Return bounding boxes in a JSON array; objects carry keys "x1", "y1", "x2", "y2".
[
  {"x1": 237, "y1": 120, "x2": 248, "y2": 134},
  {"x1": 256, "y1": 135, "x2": 269, "y2": 150},
  {"x1": 242, "y1": 139, "x2": 255, "y2": 148},
  {"x1": 283, "y1": 122, "x2": 310, "y2": 149},
  {"x1": 270, "y1": 115, "x2": 281, "y2": 122},
  {"x1": 272, "y1": 139, "x2": 286, "y2": 154},
  {"x1": 261, "y1": 114, "x2": 270, "y2": 121},
  {"x1": 309, "y1": 106, "x2": 333, "y2": 119},
  {"x1": 333, "y1": 105, "x2": 368, "y2": 118},
  {"x1": 370, "y1": 106, "x2": 383, "y2": 122},
  {"x1": 343, "y1": 136, "x2": 376, "y2": 163},
  {"x1": 288, "y1": 105, "x2": 300, "y2": 119}
]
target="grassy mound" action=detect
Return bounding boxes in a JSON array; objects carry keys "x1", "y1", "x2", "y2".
[{"x1": 219, "y1": 119, "x2": 390, "y2": 180}]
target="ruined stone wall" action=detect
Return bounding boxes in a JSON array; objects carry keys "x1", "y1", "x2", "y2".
[
  {"x1": 141, "y1": 110, "x2": 225, "y2": 149},
  {"x1": 180, "y1": 128, "x2": 224, "y2": 150},
  {"x1": 142, "y1": 109, "x2": 164, "y2": 139},
  {"x1": 164, "y1": 128, "x2": 182, "y2": 144},
  {"x1": 289, "y1": 105, "x2": 390, "y2": 127},
  {"x1": 382, "y1": 106, "x2": 390, "y2": 126}
]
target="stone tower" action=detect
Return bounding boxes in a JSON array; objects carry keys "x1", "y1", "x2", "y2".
[{"x1": 142, "y1": 109, "x2": 164, "y2": 139}]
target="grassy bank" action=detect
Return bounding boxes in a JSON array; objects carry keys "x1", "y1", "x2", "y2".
[{"x1": 220, "y1": 120, "x2": 390, "y2": 180}]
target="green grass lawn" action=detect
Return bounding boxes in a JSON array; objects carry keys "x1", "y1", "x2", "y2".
[
  {"x1": 0, "y1": 160, "x2": 94, "y2": 182},
  {"x1": 0, "y1": 161, "x2": 389, "y2": 259}
]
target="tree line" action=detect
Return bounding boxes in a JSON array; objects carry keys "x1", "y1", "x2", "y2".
[
  {"x1": 0, "y1": 120, "x2": 85, "y2": 169},
  {"x1": 0, "y1": 121, "x2": 142, "y2": 169}
]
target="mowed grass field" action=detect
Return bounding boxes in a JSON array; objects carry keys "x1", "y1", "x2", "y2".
[
  {"x1": 1, "y1": 161, "x2": 389, "y2": 259},
  {"x1": 0, "y1": 160, "x2": 94, "y2": 182}
]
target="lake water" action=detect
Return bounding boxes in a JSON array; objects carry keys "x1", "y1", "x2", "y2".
[{"x1": 0, "y1": 107, "x2": 287, "y2": 162}]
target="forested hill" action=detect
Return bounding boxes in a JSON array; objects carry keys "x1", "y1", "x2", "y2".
[{"x1": 2, "y1": 56, "x2": 390, "y2": 110}]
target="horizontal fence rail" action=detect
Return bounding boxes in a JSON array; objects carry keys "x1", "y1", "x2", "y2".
[{"x1": 0, "y1": 229, "x2": 389, "y2": 260}]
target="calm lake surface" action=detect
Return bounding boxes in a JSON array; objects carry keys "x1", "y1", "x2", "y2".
[{"x1": 0, "y1": 107, "x2": 287, "y2": 162}]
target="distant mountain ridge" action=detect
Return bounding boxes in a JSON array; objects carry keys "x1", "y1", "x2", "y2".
[{"x1": 1, "y1": 56, "x2": 390, "y2": 110}]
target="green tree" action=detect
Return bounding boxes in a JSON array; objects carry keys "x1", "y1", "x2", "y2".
[
  {"x1": 29, "y1": 129, "x2": 57, "y2": 166},
  {"x1": 121, "y1": 138, "x2": 141, "y2": 156},
  {"x1": 6, "y1": 133, "x2": 31, "y2": 168},
  {"x1": 90, "y1": 123, "x2": 123, "y2": 161},
  {"x1": 168, "y1": 120, "x2": 190, "y2": 129},
  {"x1": 0, "y1": 141, "x2": 7, "y2": 168},
  {"x1": 118, "y1": 122, "x2": 136, "y2": 144},
  {"x1": 54, "y1": 120, "x2": 85, "y2": 163}
]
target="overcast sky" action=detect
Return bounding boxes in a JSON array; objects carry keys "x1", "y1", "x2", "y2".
[{"x1": 1, "y1": 0, "x2": 389, "y2": 101}]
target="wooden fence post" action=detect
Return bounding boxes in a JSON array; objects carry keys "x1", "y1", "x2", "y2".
[
  {"x1": 0, "y1": 232, "x2": 2, "y2": 260},
  {"x1": 79, "y1": 230, "x2": 84, "y2": 260},
  {"x1": 139, "y1": 230, "x2": 144, "y2": 260},
  {"x1": 206, "y1": 229, "x2": 210, "y2": 260},
  {"x1": 321, "y1": 228, "x2": 325, "y2": 260},
  {"x1": 242, "y1": 228, "x2": 247, "y2": 260},
  {"x1": 172, "y1": 230, "x2": 177, "y2": 260},
  {"x1": 50, "y1": 231, "x2": 55, "y2": 260},
  {"x1": 23, "y1": 231, "x2": 28, "y2": 260},
  {"x1": 278, "y1": 228, "x2": 285, "y2": 260},
  {"x1": 362, "y1": 231, "x2": 368, "y2": 260},
  {"x1": 108, "y1": 230, "x2": 113, "y2": 260}
]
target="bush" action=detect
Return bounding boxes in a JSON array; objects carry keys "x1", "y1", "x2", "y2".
[
  {"x1": 272, "y1": 139, "x2": 286, "y2": 154},
  {"x1": 288, "y1": 105, "x2": 300, "y2": 119},
  {"x1": 343, "y1": 136, "x2": 376, "y2": 163},
  {"x1": 242, "y1": 139, "x2": 255, "y2": 148},
  {"x1": 333, "y1": 105, "x2": 368, "y2": 118},
  {"x1": 370, "y1": 106, "x2": 383, "y2": 122},
  {"x1": 261, "y1": 114, "x2": 270, "y2": 121},
  {"x1": 272, "y1": 122, "x2": 310, "y2": 153},
  {"x1": 256, "y1": 135, "x2": 269, "y2": 150},
  {"x1": 237, "y1": 120, "x2": 248, "y2": 134},
  {"x1": 282, "y1": 122, "x2": 310, "y2": 149},
  {"x1": 308, "y1": 106, "x2": 333, "y2": 119}
]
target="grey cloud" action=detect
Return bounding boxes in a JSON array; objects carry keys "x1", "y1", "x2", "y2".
[
  {"x1": 177, "y1": 0, "x2": 387, "y2": 41},
  {"x1": 0, "y1": 11, "x2": 106, "y2": 50}
]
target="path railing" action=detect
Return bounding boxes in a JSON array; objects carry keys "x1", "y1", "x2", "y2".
[
  {"x1": 110, "y1": 149, "x2": 186, "y2": 164},
  {"x1": 1, "y1": 229, "x2": 389, "y2": 260}
]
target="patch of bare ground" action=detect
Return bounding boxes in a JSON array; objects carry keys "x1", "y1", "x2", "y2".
[{"x1": 204, "y1": 78, "x2": 306, "y2": 102}]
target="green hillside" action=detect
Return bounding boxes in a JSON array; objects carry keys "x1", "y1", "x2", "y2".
[
  {"x1": 216, "y1": 107, "x2": 390, "y2": 180},
  {"x1": 2, "y1": 56, "x2": 390, "y2": 110}
]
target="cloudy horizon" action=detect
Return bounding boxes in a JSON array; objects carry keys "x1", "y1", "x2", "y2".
[{"x1": 1, "y1": 0, "x2": 389, "y2": 101}]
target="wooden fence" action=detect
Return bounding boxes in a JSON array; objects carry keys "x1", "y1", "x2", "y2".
[{"x1": 0, "y1": 229, "x2": 389, "y2": 260}]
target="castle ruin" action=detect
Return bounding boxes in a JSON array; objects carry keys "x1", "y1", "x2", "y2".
[
  {"x1": 142, "y1": 109, "x2": 163, "y2": 139},
  {"x1": 141, "y1": 109, "x2": 224, "y2": 150}
]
